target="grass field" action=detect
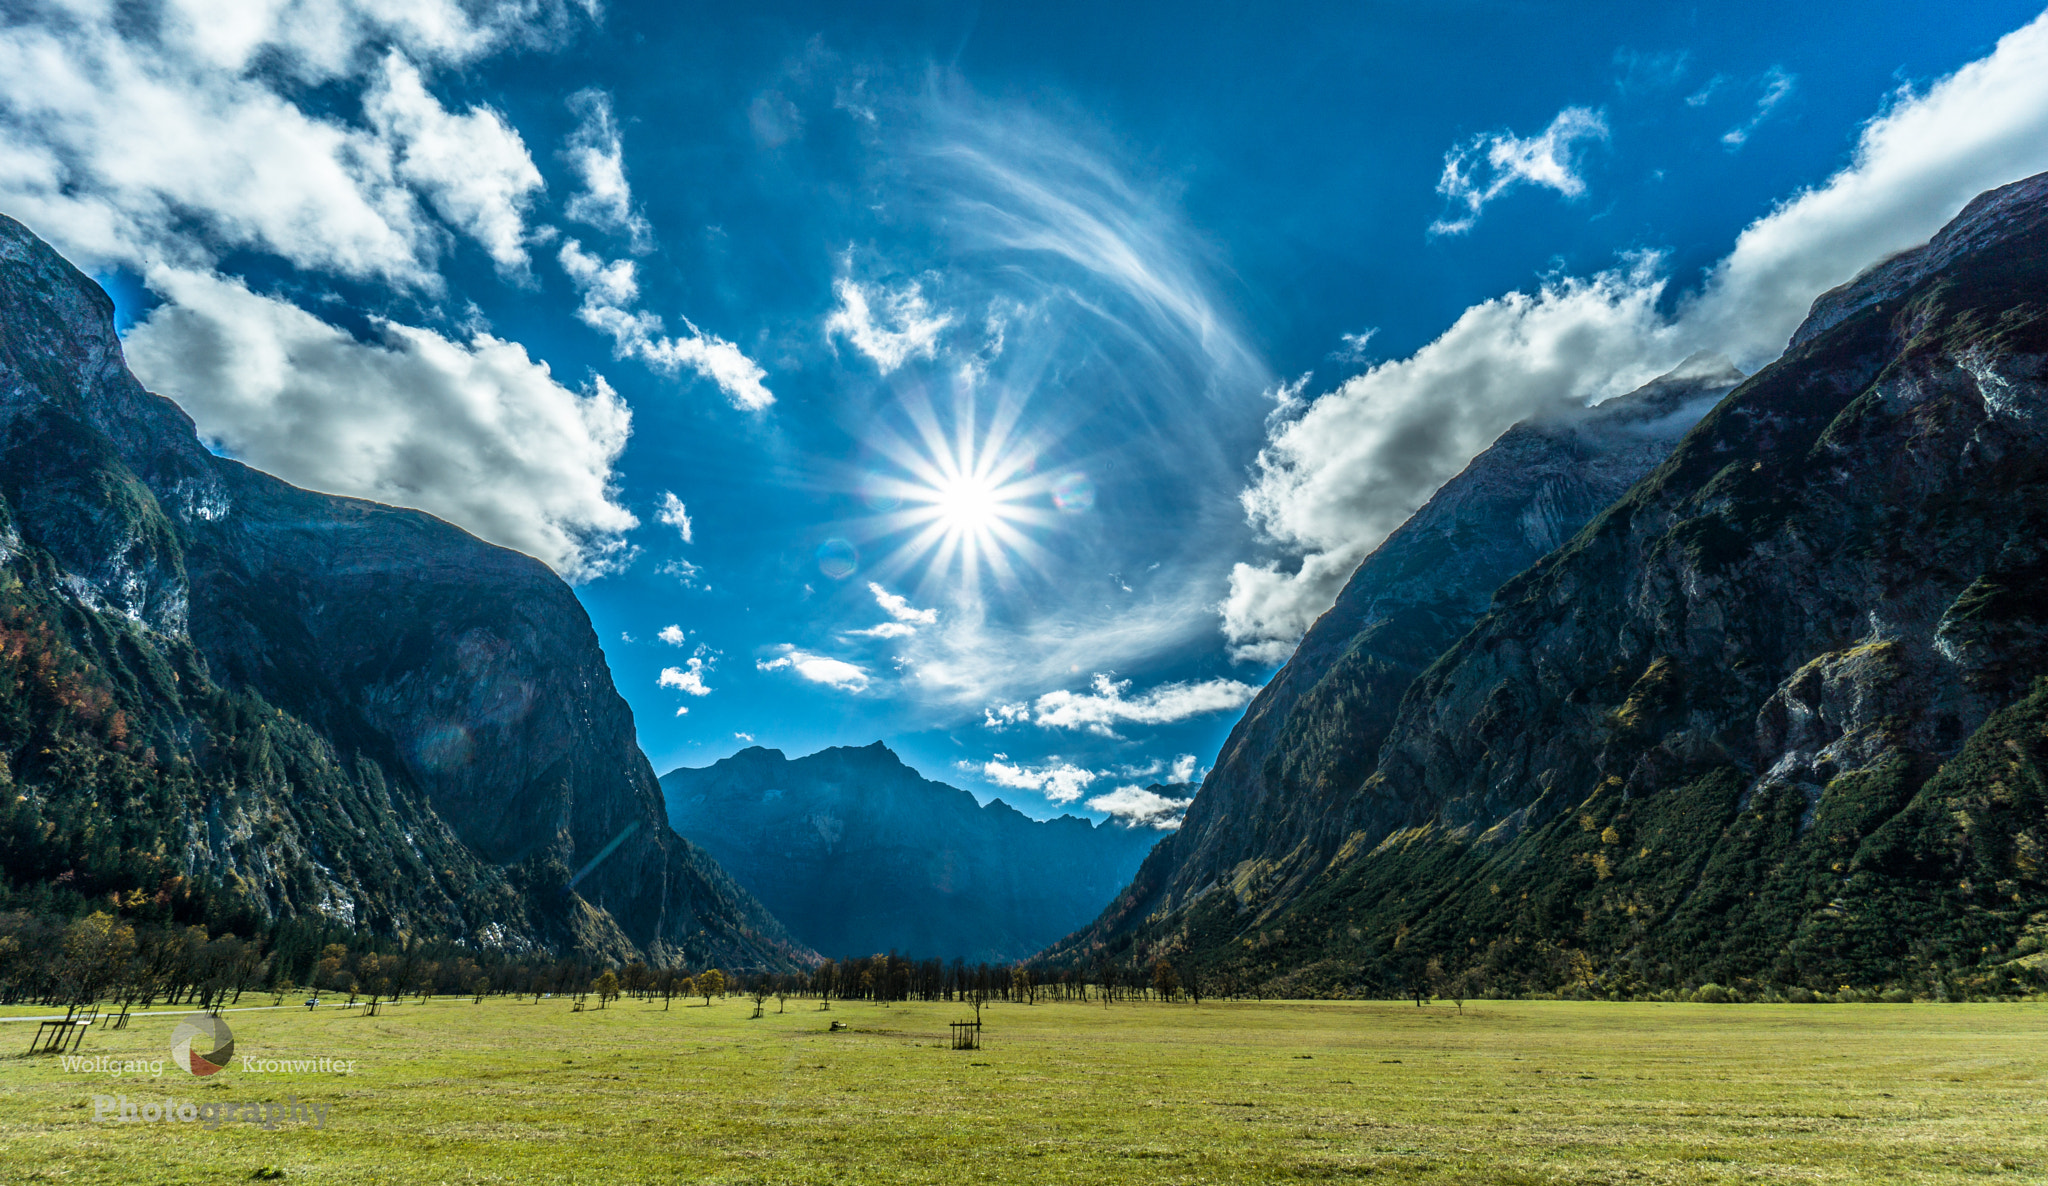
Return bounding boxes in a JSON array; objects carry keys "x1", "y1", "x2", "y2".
[{"x1": 2, "y1": 994, "x2": 2045, "y2": 1184}]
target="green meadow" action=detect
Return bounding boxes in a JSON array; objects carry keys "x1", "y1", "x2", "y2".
[{"x1": 3, "y1": 995, "x2": 2044, "y2": 1184}]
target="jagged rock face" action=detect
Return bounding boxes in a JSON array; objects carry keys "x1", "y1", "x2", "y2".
[
  {"x1": 1062, "y1": 171, "x2": 2048, "y2": 994},
  {"x1": 662, "y1": 743, "x2": 1162, "y2": 962},
  {"x1": 1042, "y1": 355, "x2": 1742, "y2": 963},
  {"x1": 0, "y1": 214, "x2": 806, "y2": 971}
]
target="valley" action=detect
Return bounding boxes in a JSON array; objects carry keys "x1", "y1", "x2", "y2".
[{"x1": 5, "y1": 993, "x2": 2043, "y2": 1184}]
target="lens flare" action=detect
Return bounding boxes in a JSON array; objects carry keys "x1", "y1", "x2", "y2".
[
  {"x1": 817, "y1": 538, "x2": 858, "y2": 579},
  {"x1": 1051, "y1": 472, "x2": 1095, "y2": 511}
]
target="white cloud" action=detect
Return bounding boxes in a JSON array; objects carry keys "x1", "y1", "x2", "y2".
[
  {"x1": 1225, "y1": 258, "x2": 1673, "y2": 655},
  {"x1": 0, "y1": 0, "x2": 653, "y2": 584},
  {"x1": 1722, "y1": 67, "x2": 1796, "y2": 149},
  {"x1": 870, "y1": 583, "x2": 938, "y2": 625},
  {"x1": 1330, "y1": 328, "x2": 1378, "y2": 364},
  {"x1": 0, "y1": 1, "x2": 579, "y2": 286},
  {"x1": 824, "y1": 276, "x2": 953, "y2": 372},
  {"x1": 1432, "y1": 106, "x2": 1609, "y2": 236},
  {"x1": 1110, "y1": 752, "x2": 1205, "y2": 785},
  {"x1": 1086, "y1": 784, "x2": 1192, "y2": 830},
  {"x1": 757, "y1": 646, "x2": 870, "y2": 693},
  {"x1": 1227, "y1": 13, "x2": 2048, "y2": 660},
  {"x1": 734, "y1": 731, "x2": 754, "y2": 742},
  {"x1": 658, "y1": 657, "x2": 712, "y2": 696},
  {"x1": 847, "y1": 583, "x2": 936, "y2": 639},
  {"x1": 980, "y1": 759, "x2": 1099, "y2": 804},
  {"x1": 984, "y1": 702, "x2": 1030, "y2": 728},
  {"x1": 558, "y1": 239, "x2": 775, "y2": 411},
  {"x1": 1020, "y1": 673, "x2": 1261, "y2": 737},
  {"x1": 362, "y1": 52, "x2": 543, "y2": 275},
  {"x1": 658, "y1": 624, "x2": 686, "y2": 645},
  {"x1": 656, "y1": 557, "x2": 706, "y2": 589},
  {"x1": 655, "y1": 490, "x2": 693, "y2": 543},
  {"x1": 124, "y1": 267, "x2": 638, "y2": 581},
  {"x1": 562, "y1": 88, "x2": 651, "y2": 250}
]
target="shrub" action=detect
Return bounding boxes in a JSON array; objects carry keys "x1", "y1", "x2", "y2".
[
  {"x1": 1693, "y1": 983, "x2": 1731, "y2": 1004},
  {"x1": 1880, "y1": 988, "x2": 1915, "y2": 1003},
  {"x1": 1786, "y1": 986, "x2": 1816, "y2": 1004}
]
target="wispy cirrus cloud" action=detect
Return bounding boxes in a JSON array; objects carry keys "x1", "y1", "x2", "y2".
[
  {"x1": 1431, "y1": 105, "x2": 1610, "y2": 236},
  {"x1": 848, "y1": 583, "x2": 939, "y2": 639},
  {"x1": 1722, "y1": 67, "x2": 1796, "y2": 149}
]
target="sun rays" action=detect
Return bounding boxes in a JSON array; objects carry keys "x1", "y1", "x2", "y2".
[{"x1": 859, "y1": 388, "x2": 1067, "y2": 596}]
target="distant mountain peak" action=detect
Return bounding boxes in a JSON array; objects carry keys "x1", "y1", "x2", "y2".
[{"x1": 661, "y1": 743, "x2": 1160, "y2": 961}]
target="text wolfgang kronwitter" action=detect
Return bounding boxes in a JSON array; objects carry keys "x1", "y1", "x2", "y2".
[
  {"x1": 91, "y1": 1094, "x2": 331, "y2": 1130},
  {"x1": 61, "y1": 1054, "x2": 358, "y2": 1076}
]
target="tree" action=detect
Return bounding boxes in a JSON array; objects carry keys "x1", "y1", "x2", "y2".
[
  {"x1": 679, "y1": 976, "x2": 698, "y2": 1004},
  {"x1": 1151, "y1": 960, "x2": 1179, "y2": 1002},
  {"x1": 749, "y1": 976, "x2": 770, "y2": 1018},
  {"x1": 593, "y1": 971, "x2": 621, "y2": 1009},
  {"x1": 622, "y1": 961, "x2": 651, "y2": 998},
  {"x1": 697, "y1": 968, "x2": 726, "y2": 1004}
]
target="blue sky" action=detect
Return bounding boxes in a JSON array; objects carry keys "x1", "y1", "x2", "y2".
[{"x1": 5, "y1": 0, "x2": 2047, "y2": 827}]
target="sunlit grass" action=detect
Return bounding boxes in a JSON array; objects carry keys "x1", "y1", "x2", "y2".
[{"x1": 3, "y1": 995, "x2": 2045, "y2": 1183}]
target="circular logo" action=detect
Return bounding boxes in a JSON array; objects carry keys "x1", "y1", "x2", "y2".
[{"x1": 168, "y1": 1012, "x2": 234, "y2": 1076}]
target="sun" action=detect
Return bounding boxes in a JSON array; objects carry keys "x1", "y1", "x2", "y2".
[
  {"x1": 861, "y1": 395, "x2": 1059, "y2": 591},
  {"x1": 934, "y1": 471, "x2": 1003, "y2": 533}
]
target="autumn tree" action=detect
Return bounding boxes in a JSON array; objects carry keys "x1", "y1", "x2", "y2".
[
  {"x1": 1151, "y1": 960, "x2": 1179, "y2": 1002},
  {"x1": 592, "y1": 970, "x2": 621, "y2": 1009},
  {"x1": 698, "y1": 968, "x2": 726, "y2": 1004}
]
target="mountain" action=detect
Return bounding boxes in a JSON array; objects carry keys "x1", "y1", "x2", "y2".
[
  {"x1": 1043, "y1": 352, "x2": 1744, "y2": 966},
  {"x1": 0, "y1": 213, "x2": 808, "y2": 971},
  {"x1": 661, "y1": 743, "x2": 1162, "y2": 962},
  {"x1": 1046, "y1": 171, "x2": 2048, "y2": 999}
]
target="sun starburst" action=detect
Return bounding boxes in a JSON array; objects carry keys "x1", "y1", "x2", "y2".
[{"x1": 860, "y1": 392, "x2": 1062, "y2": 594}]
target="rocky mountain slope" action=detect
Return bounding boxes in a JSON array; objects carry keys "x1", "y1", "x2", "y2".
[
  {"x1": 662, "y1": 744, "x2": 1161, "y2": 962},
  {"x1": 1042, "y1": 353, "x2": 1743, "y2": 965},
  {"x1": 0, "y1": 214, "x2": 807, "y2": 971},
  {"x1": 1047, "y1": 171, "x2": 2048, "y2": 997}
]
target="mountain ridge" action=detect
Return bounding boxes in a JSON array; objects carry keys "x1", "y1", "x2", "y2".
[
  {"x1": 1043, "y1": 170, "x2": 2048, "y2": 997},
  {"x1": 1043, "y1": 351, "x2": 1745, "y2": 965},
  {"x1": 0, "y1": 212, "x2": 809, "y2": 971},
  {"x1": 662, "y1": 742, "x2": 1161, "y2": 962}
]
